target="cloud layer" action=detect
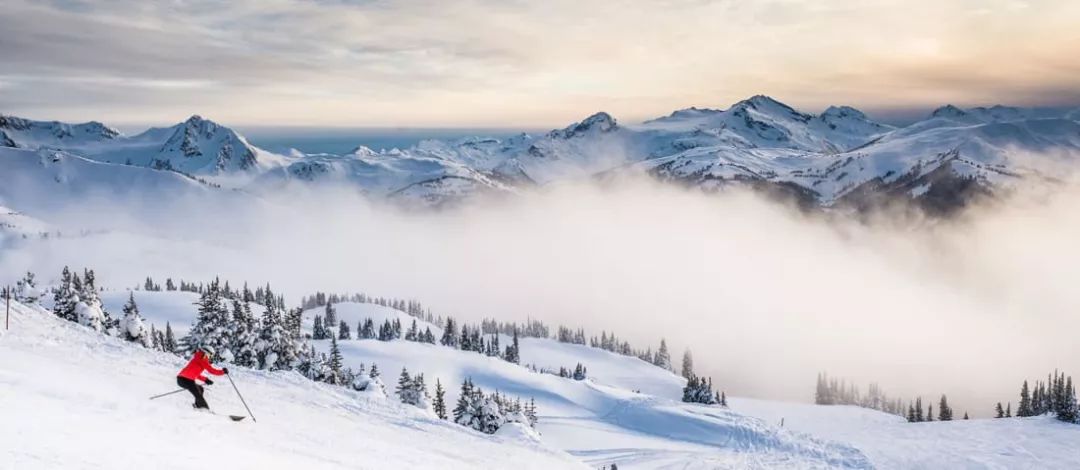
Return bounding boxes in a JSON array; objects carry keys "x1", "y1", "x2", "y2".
[
  {"x1": 3, "y1": 177, "x2": 1080, "y2": 416},
  {"x1": 2, "y1": 0, "x2": 1080, "y2": 126}
]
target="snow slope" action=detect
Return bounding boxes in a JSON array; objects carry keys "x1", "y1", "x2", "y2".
[
  {"x1": 0, "y1": 300, "x2": 585, "y2": 470},
  {"x1": 16, "y1": 292, "x2": 1079, "y2": 468},
  {"x1": 732, "y1": 397, "x2": 1080, "y2": 469}
]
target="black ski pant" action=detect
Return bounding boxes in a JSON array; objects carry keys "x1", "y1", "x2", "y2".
[{"x1": 177, "y1": 376, "x2": 209, "y2": 409}]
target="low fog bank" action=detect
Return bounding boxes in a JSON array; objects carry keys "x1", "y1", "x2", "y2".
[{"x1": 3, "y1": 178, "x2": 1080, "y2": 417}]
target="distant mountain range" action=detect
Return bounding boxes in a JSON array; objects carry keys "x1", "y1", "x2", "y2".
[{"x1": 4, "y1": 96, "x2": 1080, "y2": 213}]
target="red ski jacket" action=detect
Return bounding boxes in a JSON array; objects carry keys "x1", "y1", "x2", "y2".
[{"x1": 177, "y1": 350, "x2": 225, "y2": 383}]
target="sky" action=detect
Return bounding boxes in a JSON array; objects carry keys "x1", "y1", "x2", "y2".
[{"x1": 1, "y1": 0, "x2": 1079, "y2": 127}]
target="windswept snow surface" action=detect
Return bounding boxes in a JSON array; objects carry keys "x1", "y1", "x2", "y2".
[{"x1": 0, "y1": 300, "x2": 584, "y2": 470}]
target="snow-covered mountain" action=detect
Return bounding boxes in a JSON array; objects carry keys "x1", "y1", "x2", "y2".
[
  {"x1": 1, "y1": 114, "x2": 287, "y2": 175},
  {"x1": 4, "y1": 97, "x2": 1080, "y2": 212}
]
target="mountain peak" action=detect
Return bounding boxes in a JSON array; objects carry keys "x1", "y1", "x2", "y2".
[
  {"x1": 553, "y1": 112, "x2": 617, "y2": 138},
  {"x1": 821, "y1": 106, "x2": 868, "y2": 120},
  {"x1": 930, "y1": 104, "x2": 967, "y2": 119}
]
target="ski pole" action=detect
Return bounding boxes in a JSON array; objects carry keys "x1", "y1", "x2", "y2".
[
  {"x1": 227, "y1": 373, "x2": 257, "y2": 423},
  {"x1": 149, "y1": 389, "x2": 186, "y2": 400}
]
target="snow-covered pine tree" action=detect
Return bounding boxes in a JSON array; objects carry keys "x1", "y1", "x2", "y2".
[
  {"x1": 360, "y1": 318, "x2": 375, "y2": 339},
  {"x1": 681, "y1": 350, "x2": 694, "y2": 380},
  {"x1": 324, "y1": 301, "x2": 337, "y2": 329},
  {"x1": 1060, "y1": 376, "x2": 1078, "y2": 423},
  {"x1": 392, "y1": 318, "x2": 402, "y2": 339},
  {"x1": 653, "y1": 339, "x2": 672, "y2": 371},
  {"x1": 434, "y1": 379, "x2": 448, "y2": 419},
  {"x1": 256, "y1": 289, "x2": 296, "y2": 370},
  {"x1": 938, "y1": 395, "x2": 953, "y2": 421},
  {"x1": 573, "y1": 363, "x2": 587, "y2": 381},
  {"x1": 720, "y1": 391, "x2": 727, "y2": 407},
  {"x1": 76, "y1": 269, "x2": 108, "y2": 333},
  {"x1": 15, "y1": 272, "x2": 41, "y2": 304},
  {"x1": 1006, "y1": 402, "x2": 1012, "y2": 417},
  {"x1": 184, "y1": 279, "x2": 233, "y2": 360},
  {"x1": 164, "y1": 322, "x2": 179, "y2": 353},
  {"x1": 995, "y1": 402, "x2": 1005, "y2": 418},
  {"x1": 1018, "y1": 381, "x2": 1033, "y2": 417},
  {"x1": 313, "y1": 316, "x2": 326, "y2": 340},
  {"x1": 441, "y1": 318, "x2": 458, "y2": 347},
  {"x1": 52, "y1": 266, "x2": 78, "y2": 322},
  {"x1": 453, "y1": 378, "x2": 474, "y2": 424},
  {"x1": 422, "y1": 326, "x2": 436, "y2": 344},
  {"x1": 325, "y1": 336, "x2": 344, "y2": 385},
  {"x1": 926, "y1": 404, "x2": 933, "y2": 422},
  {"x1": 120, "y1": 291, "x2": 150, "y2": 347},
  {"x1": 504, "y1": 329, "x2": 520, "y2": 364},
  {"x1": 405, "y1": 319, "x2": 418, "y2": 341},
  {"x1": 339, "y1": 320, "x2": 351, "y2": 340},
  {"x1": 369, "y1": 363, "x2": 380, "y2": 378},
  {"x1": 396, "y1": 367, "x2": 413, "y2": 402},
  {"x1": 230, "y1": 300, "x2": 259, "y2": 368}
]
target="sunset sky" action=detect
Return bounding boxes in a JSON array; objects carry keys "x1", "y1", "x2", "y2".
[{"x1": 2, "y1": 0, "x2": 1079, "y2": 127}]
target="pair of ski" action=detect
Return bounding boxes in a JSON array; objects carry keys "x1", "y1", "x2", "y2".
[{"x1": 149, "y1": 388, "x2": 247, "y2": 421}]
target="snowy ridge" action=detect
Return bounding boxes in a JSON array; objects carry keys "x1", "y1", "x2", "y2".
[{"x1": 4, "y1": 98, "x2": 1080, "y2": 211}]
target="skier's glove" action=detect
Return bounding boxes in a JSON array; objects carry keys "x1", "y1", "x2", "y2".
[
  {"x1": 204, "y1": 378, "x2": 214, "y2": 386},
  {"x1": 223, "y1": 367, "x2": 229, "y2": 375}
]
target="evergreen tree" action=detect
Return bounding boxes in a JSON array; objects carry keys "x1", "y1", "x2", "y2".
[
  {"x1": 1059, "y1": 376, "x2": 1078, "y2": 423},
  {"x1": 324, "y1": 301, "x2": 337, "y2": 327},
  {"x1": 440, "y1": 318, "x2": 458, "y2": 347},
  {"x1": 339, "y1": 320, "x2": 351, "y2": 340},
  {"x1": 256, "y1": 290, "x2": 296, "y2": 370},
  {"x1": 405, "y1": 319, "x2": 418, "y2": 341},
  {"x1": 52, "y1": 266, "x2": 78, "y2": 322},
  {"x1": 1006, "y1": 402, "x2": 1012, "y2": 418},
  {"x1": 164, "y1": 322, "x2": 178, "y2": 353},
  {"x1": 995, "y1": 402, "x2": 1005, "y2": 418},
  {"x1": 681, "y1": 350, "x2": 694, "y2": 380},
  {"x1": 938, "y1": 395, "x2": 953, "y2": 421},
  {"x1": 926, "y1": 404, "x2": 933, "y2": 422},
  {"x1": 396, "y1": 367, "x2": 413, "y2": 402},
  {"x1": 653, "y1": 339, "x2": 672, "y2": 371},
  {"x1": 120, "y1": 292, "x2": 150, "y2": 346},
  {"x1": 434, "y1": 379, "x2": 448, "y2": 420},
  {"x1": 963, "y1": 412, "x2": 969, "y2": 420},
  {"x1": 453, "y1": 378, "x2": 474, "y2": 423},
  {"x1": 504, "y1": 329, "x2": 520, "y2": 364},
  {"x1": 230, "y1": 300, "x2": 259, "y2": 367},
  {"x1": 184, "y1": 280, "x2": 233, "y2": 360},
  {"x1": 325, "y1": 336, "x2": 344, "y2": 385},
  {"x1": 1018, "y1": 381, "x2": 1033, "y2": 417},
  {"x1": 423, "y1": 327, "x2": 436, "y2": 344},
  {"x1": 914, "y1": 398, "x2": 924, "y2": 422},
  {"x1": 15, "y1": 272, "x2": 40, "y2": 304},
  {"x1": 312, "y1": 315, "x2": 325, "y2": 340}
]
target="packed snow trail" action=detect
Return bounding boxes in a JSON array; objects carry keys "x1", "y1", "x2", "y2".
[{"x1": 0, "y1": 301, "x2": 584, "y2": 470}]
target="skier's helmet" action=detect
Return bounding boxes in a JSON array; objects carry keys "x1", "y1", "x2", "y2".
[{"x1": 201, "y1": 345, "x2": 216, "y2": 359}]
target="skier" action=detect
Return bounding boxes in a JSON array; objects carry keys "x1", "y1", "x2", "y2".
[{"x1": 176, "y1": 346, "x2": 228, "y2": 410}]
